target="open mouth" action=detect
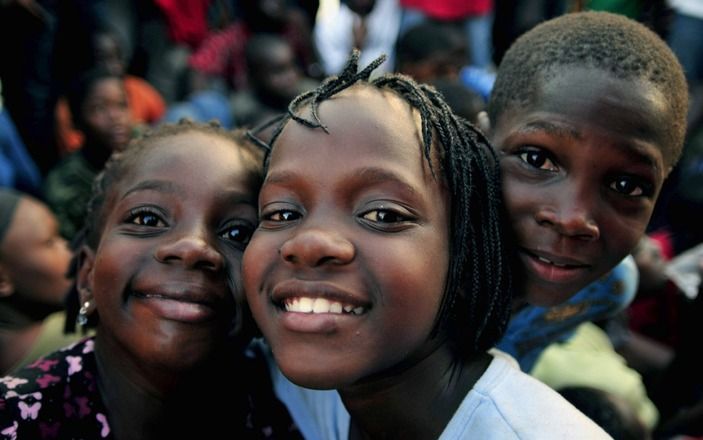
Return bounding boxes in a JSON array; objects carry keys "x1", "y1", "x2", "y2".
[
  {"x1": 280, "y1": 296, "x2": 367, "y2": 315},
  {"x1": 523, "y1": 249, "x2": 589, "y2": 269}
]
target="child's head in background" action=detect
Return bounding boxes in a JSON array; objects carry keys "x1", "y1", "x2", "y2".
[
  {"x1": 67, "y1": 68, "x2": 132, "y2": 158},
  {"x1": 487, "y1": 11, "x2": 688, "y2": 306},
  {"x1": 0, "y1": 188, "x2": 71, "y2": 320},
  {"x1": 243, "y1": 52, "x2": 513, "y2": 389}
]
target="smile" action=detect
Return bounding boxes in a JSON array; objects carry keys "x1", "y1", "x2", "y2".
[
  {"x1": 283, "y1": 296, "x2": 366, "y2": 315},
  {"x1": 520, "y1": 249, "x2": 591, "y2": 284}
]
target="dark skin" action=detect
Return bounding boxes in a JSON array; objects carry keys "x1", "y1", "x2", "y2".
[
  {"x1": 243, "y1": 86, "x2": 491, "y2": 439},
  {"x1": 76, "y1": 77, "x2": 132, "y2": 170},
  {"x1": 77, "y1": 132, "x2": 258, "y2": 439},
  {"x1": 489, "y1": 66, "x2": 670, "y2": 307}
]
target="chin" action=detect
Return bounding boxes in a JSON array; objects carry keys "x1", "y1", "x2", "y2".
[{"x1": 524, "y1": 286, "x2": 578, "y2": 308}]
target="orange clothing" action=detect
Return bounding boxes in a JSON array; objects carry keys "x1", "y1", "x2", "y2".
[{"x1": 55, "y1": 75, "x2": 165, "y2": 154}]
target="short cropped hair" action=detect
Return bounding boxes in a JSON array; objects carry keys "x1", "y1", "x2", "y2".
[{"x1": 488, "y1": 11, "x2": 688, "y2": 165}]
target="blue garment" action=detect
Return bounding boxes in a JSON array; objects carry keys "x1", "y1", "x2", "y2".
[
  {"x1": 0, "y1": 110, "x2": 42, "y2": 196},
  {"x1": 496, "y1": 256, "x2": 638, "y2": 372},
  {"x1": 459, "y1": 66, "x2": 496, "y2": 101}
]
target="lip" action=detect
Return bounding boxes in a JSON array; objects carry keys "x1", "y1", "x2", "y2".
[
  {"x1": 519, "y1": 248, "x2": 591, "y2": 285},
  {"x1": 269, "y1": 279, "x2": 371, "y2": 334},
  {"x1": 130, "y1": 284, "x2": 222, "y2": 323}
]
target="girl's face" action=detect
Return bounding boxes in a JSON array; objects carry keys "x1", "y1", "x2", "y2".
[
  {"x1": 491, "y1": 66, "x2": 668, "y2": 306},
  {"x1": 243, "y1": 87, "x2": 450, "y2": 390},
  {"x1": 81, "y1": 77, "x2": 131, "y2": 152},
  {"x1": 79, "y1": 132, "x2": 258, "y2": 371},
  {"x1": 0, "y1": 197, "x2": 71, "y2": 305}
]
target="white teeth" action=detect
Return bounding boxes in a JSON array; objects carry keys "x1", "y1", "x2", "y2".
[
  {"x1": 283, "y1": 297, "x2": 364, "y2": 315},
  {"x1": 330, "y1": 302, "x2": 343, "y2": 314},
  {"x1": 298, "y1": 297, "x2": 313, "y2": 313},
  {"x1": 537, "y1": 256, "x2": 568, "y2": 267},
  {"x1": 312, "y1": 298, "x2": 330, "y2": 313}
]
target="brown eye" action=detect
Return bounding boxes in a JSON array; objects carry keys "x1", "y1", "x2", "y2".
[
  {"x1": 518, "y1": 150, "x2": 558, "y2": 171},
  {"x1": 127, "y1": 209, "x2": 166, "y2": 227}
]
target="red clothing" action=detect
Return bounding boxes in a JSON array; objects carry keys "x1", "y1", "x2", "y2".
[
  {"x1": 400, "y1": 0, "x2": 492, "y2": 20},
  {"x1": 153, "y1": 0, "x2": 211, "y2": 48}
]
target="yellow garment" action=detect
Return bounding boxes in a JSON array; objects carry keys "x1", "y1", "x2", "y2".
[
  {"x1": 10, "y1": 311, "x2": 90, "y2": 373},
  {"x1": 531, "y1": 321, "x2": 659, "y2": 429}
]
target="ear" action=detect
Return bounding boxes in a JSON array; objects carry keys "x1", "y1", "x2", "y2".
[
  {"x1": 76, "y1": 245, "x2": 96, "y2": 305},
  {"x1": 0, "y1": 264, "x2": 14, "y2": 298},
  {"x1": 476, "y1": 111, "x2": 491, "y2": 135}
]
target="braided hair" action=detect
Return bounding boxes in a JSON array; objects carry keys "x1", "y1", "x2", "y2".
[
  {"x1": 64, "y1": 120, "x2": 264, "y2": 337},
  {"x1": 250, "y1": 50, "x2": 514, "y2": 359}
]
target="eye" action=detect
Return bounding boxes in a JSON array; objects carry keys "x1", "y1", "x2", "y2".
[
  {"x1": 609, "y1": 176, "x2": 653, "y2": 198},
  {"x1": 361, "y1": 209, "x2": 408, "y2": 223},
  {"x1": 220, "y1": 221, "x2": 255, "y2": 245},
  {"x1": 126, "y1": 208, "x2": 166, "y2": 227},
  {"x1": 265, "y1": 210, "x2": 301, "y2": 222},
  {"x1": 517, "y1": 149, "x2": 558, "y2": 171}
]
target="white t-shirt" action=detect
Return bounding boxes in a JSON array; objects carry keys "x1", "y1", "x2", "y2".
[{"x1": 271, "y1": 349, "x2": 611, "y2": 439}]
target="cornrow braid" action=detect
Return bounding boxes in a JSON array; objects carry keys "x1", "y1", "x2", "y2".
[
  {"x1": 64, "y1": 119, "x2": 264, "y2": 334},
  {"x1": 250, "y1": 50, "x2": 514, "y2": 359}
]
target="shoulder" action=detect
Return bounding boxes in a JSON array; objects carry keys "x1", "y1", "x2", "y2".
[
  {"x1": 0, "y1": 338, "x2": 110, "y2": 440},
  {"x1": 440, "y1": 352, "x2": 610, "y2": 439}
]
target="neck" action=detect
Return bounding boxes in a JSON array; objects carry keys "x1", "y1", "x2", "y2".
[
  {"x1": 341, "y1": 346, "x2": 492, "y2": 440},
  {"x1": 0, "y1": 323, "x2": 43, "y2": 374},
  {"x1": 0, "y1": 298, "x2": 60, "y2": 329},
  {"x1": 79, "y1": 143, "x2": 111, "y2": 170},
  {"x1": 94, "y1": 332, "x2": 245, "y2": 440}
]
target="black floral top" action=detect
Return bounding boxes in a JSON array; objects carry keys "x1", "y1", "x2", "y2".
[{"x1": 0, "y1": 338, "x2": 302, "y2": 439}]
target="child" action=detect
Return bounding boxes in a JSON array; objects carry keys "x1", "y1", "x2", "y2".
[
  {"x1": 45, "y1": 67, "x2": 134, "y2": 241},
  {"x1": 0, "y1": 122, "x2": 300, "y2": 439},
  {"x1": 0, "y1": 188, "x2": 79, "y2": 375},
  {"x1": 486, "y1": 10, "x2": 688, "y2": 431},
  {"x1": 486, "y1": 10, "x2": 687, "y2": 308},
  {"x1": 243, "y1": 51, "x2": 608, "y2": 438}
]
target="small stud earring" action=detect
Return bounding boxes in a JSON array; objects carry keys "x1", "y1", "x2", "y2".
[{"x1": 77, "y1": 301, "x2": 91, "y2": 327}]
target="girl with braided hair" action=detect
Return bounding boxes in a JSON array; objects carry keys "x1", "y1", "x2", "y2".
[
  {"x1": 0, "y1": 121, "x2": 302, "y2": 439},
  {"x1": 243, "y1": 50, "x2": 608, "y2": 439}
]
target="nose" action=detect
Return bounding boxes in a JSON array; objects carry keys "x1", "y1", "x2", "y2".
[
  {"x1": 279, "y1": 228, "x2": 355, "y2": 267},
  {"x1": 535, "y1": 187, "x2": 600, "y2": 241},
  {"x1": 155, "y1": 228, "x2": 224, "y2": 272}
]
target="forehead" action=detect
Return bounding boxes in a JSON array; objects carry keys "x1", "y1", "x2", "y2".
[
  {"x1": 273, "y1": 86, "x2": 425, "y2": 165},
  {"x1": 88, "y1": 78, "x2": 125, "y2": 99},
  {"x1": 495, "y1": 66, "x2": 668, "y2": 169},
  {"x1": 116, "y1": 131, "x2": 253, "y2": 194}
]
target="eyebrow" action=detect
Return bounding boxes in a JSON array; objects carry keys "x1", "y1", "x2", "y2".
[
  {"x1": 265, "y1": 167, "x2": 422, "y2": 198},
  {"x1": 121, "y1": 180, "x2": 180, "y2": 200},
  {"x1": 517, "y1": 120, "x2": 661, "y2": 170},
  {"x1": 516, "y1": 120, "x2": 582, "y2": 140}
]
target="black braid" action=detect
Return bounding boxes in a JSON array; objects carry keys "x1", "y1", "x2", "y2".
[{"x1": 249, "y1": 52, "x2": 514, "y2": 359}]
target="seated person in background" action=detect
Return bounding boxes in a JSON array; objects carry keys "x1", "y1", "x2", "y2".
[
  {"x1": 55, "y1": 29, "x2": 165, "y2": 155},
  {"x1": 230, "y1": 33, "x2": 318, "y2": 128},
  {"x1": 45, "y1": 68, "x2": 134, "y2": 241},
  {"x1": 0, "y1": 188, "x2": 78, "y2": 375}
]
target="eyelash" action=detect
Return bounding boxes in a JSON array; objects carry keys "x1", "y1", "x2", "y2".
[
  {"x1": 517, "y1": 148, "x2": 558, "y2": 172},
  {"x1": 516, "y1": 148, "x2": 653, "y2": 198},
  {"x1": 126, "y1": 207, "x2": 166, "y2": 227},
  {"x1": 219, "y1": 221, "x2": 256, "y2": 247}
]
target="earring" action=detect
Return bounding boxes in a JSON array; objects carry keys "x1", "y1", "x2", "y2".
[{"x1": 77, "y1": 301, "x2": 91, "y2": 327}]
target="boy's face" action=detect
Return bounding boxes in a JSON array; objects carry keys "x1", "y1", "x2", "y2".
[
  {"x1": 0, "y1": 197, "x2": 71, "y2": 305},
  {"x1": 491, "y1": 66, "x2": 669, "y2": 306},
  {"x1": 243, "y1": 87, "x2": 450, "y2": 389},
  {"x1": 81, "y1": 78, "x2": 132, "y2": 152},
  {"x1": 79, "y1": 132, "x2": 258, "y2": 371},
  {"x1": 253, "y1": 42, "x2": 300, "y2": 103}
]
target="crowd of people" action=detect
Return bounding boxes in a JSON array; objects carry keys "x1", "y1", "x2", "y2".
[{"x1": 1, "y1": 0, "x2": 703, "y2": 439}]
